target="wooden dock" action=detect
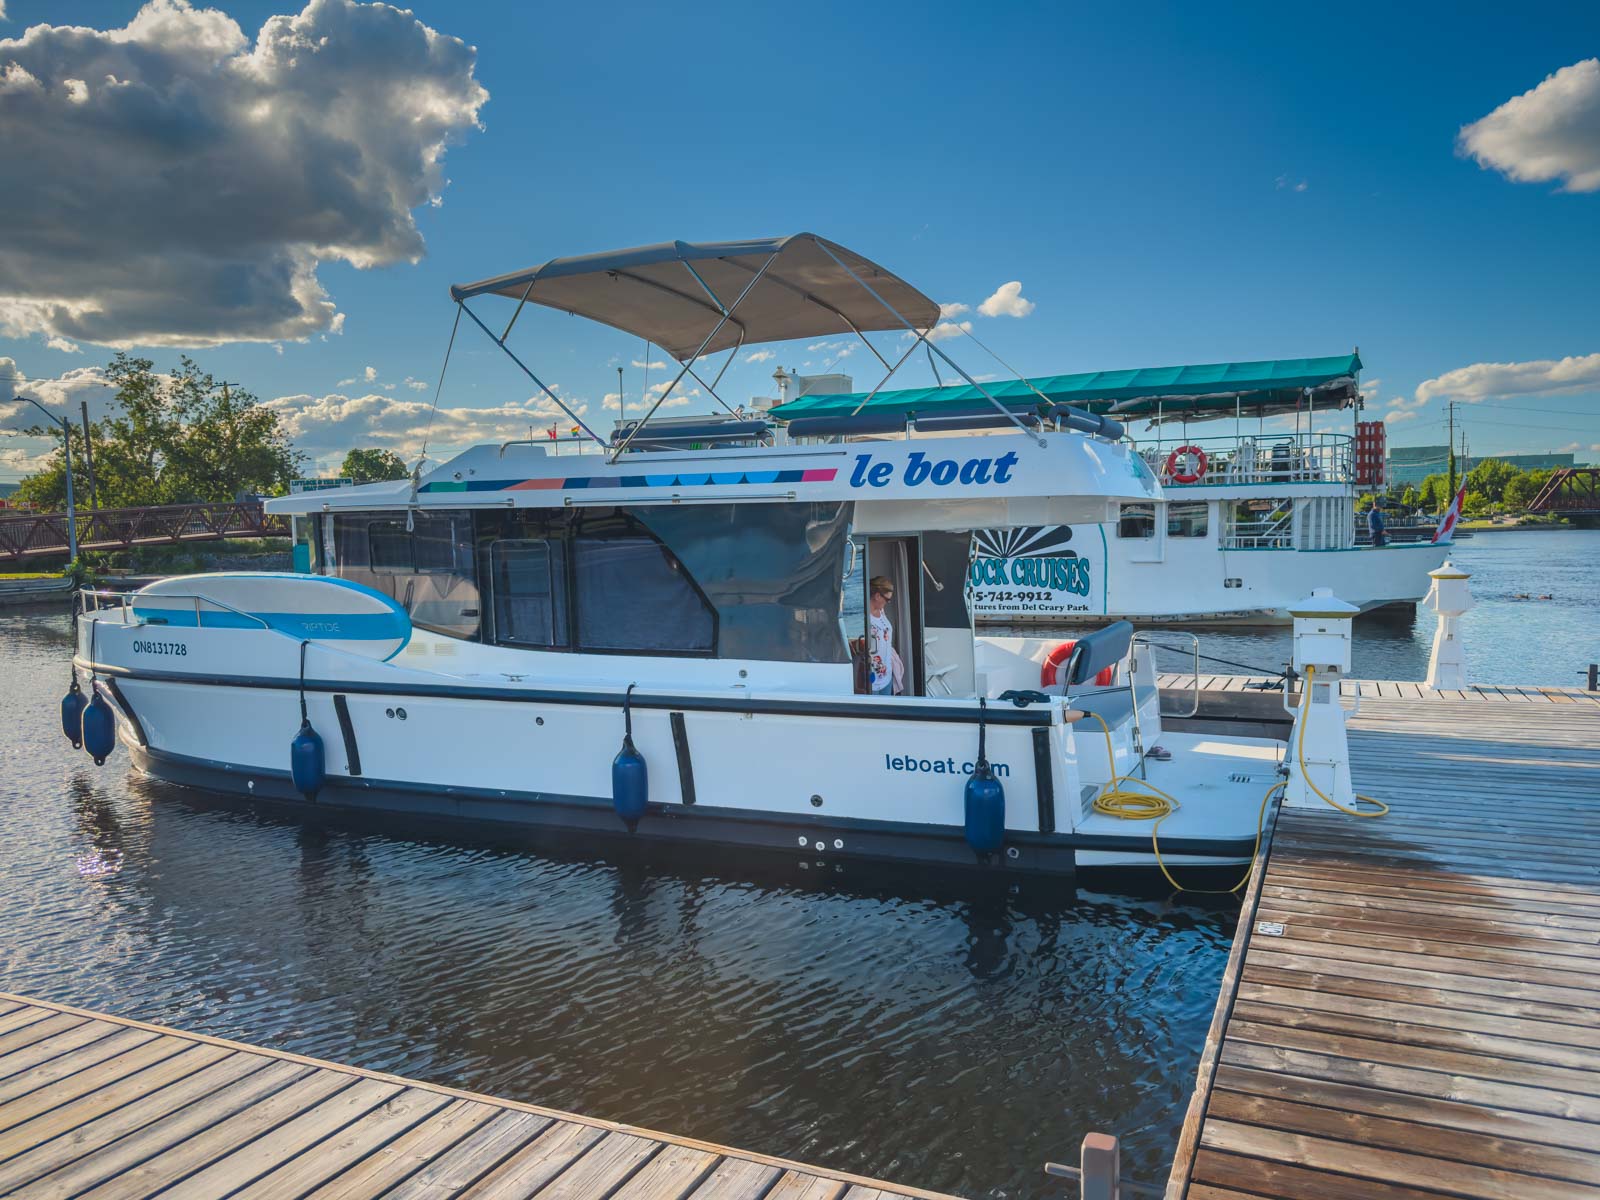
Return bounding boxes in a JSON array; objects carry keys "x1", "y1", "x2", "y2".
[
  {"x1": 0, "y1": 992, "x2": 960, "y2": 1200},
  {"x1": 1164, "y1": 680, "x2": 1600, "y2": 1199},
  {"x1": 1155, "y1": 671, "x2": 1600, "y2": 704}
]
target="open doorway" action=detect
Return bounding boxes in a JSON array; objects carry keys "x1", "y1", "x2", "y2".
[{"x1": 848, "y1": 535, "x2": 923, "y2": 696}]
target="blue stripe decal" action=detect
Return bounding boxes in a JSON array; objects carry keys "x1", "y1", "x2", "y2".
[
  {"x1": 132, "y1": 607, "x2": 409, "y2": 641},
  {"x1": 421, "y1": 467, "x2": 820, "y2": 493}
]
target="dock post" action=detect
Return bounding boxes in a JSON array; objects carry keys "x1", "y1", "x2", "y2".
[
  {"x1": 1423, "y1": 562, "x2": 1472, "y2": 690},
  {"x1": 1079, "y1": 1132, "x2": 1120, "y2": 1200}
]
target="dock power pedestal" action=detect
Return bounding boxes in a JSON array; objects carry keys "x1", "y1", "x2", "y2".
[{"x1": 1284, "y1": 589, "x2": 1360, "y2": 811}]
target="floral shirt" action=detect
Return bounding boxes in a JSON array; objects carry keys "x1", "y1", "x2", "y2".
[{"x1": 869, "y1": 612, "x2": 894, "y2": 694}]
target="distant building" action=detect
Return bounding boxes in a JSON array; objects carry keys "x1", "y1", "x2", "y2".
[{"x1": 1385, "y1": 445, "x2": 1576, "y2": 490}]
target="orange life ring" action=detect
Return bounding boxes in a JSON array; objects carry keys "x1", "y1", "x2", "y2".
[
  {"x1": 1165, "y1": 445, "x2": 1207, "y2": 484},
  {"x1": 1041, "y1": 640, "x2": 1115, "y2": 689}
]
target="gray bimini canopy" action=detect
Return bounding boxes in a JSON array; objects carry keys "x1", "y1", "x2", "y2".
[{"x1": 449, "y1": 235, "x2": 941, "y2": 362}]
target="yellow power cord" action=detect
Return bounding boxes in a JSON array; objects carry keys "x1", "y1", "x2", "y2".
[
  {"x1": 1081, "y1": 667, "x2": 1389, "y2": 891},
  {"x1": 1083, "y1": 712, "x2": 1277, "y2": 894},
  {"x1": 1296, "y1": 665, "x2": 1389, "y2": 818}
]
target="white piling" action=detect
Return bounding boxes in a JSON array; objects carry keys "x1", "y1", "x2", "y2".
[
  {"x1": 1079, "y1": 1132, "x2": 1120, "y2": 1200},
  {"x1": 1423, "y1": 563, "x2": 1473, "y2": 690}
]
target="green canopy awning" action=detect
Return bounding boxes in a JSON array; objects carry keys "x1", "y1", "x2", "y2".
[{"x1": 769, "y1": 353, "x2": 1362, "y2": 424}]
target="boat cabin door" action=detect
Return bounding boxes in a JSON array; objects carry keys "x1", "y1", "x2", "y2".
[
  {"x1": 854, "y1": 535, "x2": 925, "y2": 697},
  {"x1": 851, "y1": 533, "x2": 976, "y2": 698}
]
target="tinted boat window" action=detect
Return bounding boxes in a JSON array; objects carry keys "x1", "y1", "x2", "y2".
[
  {"x1": 1117, "y1": 503, "x2": 1155, "y2": 538},
  {"x1": 1167, "y1": 501, "x2": 1209, "y2": 538},
  {"x1": 574, "y1": 533, "x2": 714, "y2": 653},
  {"x1": 634, "y1": 502, "x2": 851, "y2": 664},
  {"x1": 333, "y1": 511, "x2": 481, "y2": 640},
  {"x1": 368, "y1": 521, "x2": 412, "y2": 571},
  {"x1": 492, "y1": 539, "x2": 568, "y2": 648}
]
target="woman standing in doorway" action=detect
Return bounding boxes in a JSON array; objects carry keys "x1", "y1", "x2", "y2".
[{"x1": 868, "y1": 575, "x2": 905, "y2": 696}]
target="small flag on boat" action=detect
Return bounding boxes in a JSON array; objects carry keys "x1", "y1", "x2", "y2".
[
  {"x1": 1433, "y1": 482, "x2": 1468, "y2": 543},
  {"x1": 547, "y1": 424, "x2": 558, "y2": 440}
]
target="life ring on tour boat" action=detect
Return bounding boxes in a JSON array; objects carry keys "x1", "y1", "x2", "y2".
[
  {"x1": 1041, "y1": 640, "x2": 1115, "y2": 689},
  {"x1": 1164, "y1": 445, "x2": 1207, "y2": 484}
]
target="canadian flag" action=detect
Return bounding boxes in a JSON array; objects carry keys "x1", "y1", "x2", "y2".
[{"x1": 1433, "y1": 482, "x2": 1468, "y2": 544}]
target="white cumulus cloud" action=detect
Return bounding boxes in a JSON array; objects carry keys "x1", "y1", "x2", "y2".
[
  {"x1": 0, "y1": 0, "x2": 488, "y2": 349},
  {"x1": 631, "y1": 359, "x2": 667, "y2": 370},
  {"x1": 744, "y1": 350, "x2": 775, "y2": 364},
  {"x1": 939, "y1": 302, "x2": 970, "y2": 319},
  {"x1": 266, "y1": 391, "x2": 591, "y2": 469},
  {"x1": 1459, "y1": 59, "x2": 1600, "y2": 192},
  {"x1": 923, "y1": 320, "x2": 972, "y2": 343},
  {"x1": 1383, "y1": 410, "x2": 1419, "y2": 425},
  {"x1": 1415, "y1": 353, "x2": 1600, "y2": 403},
  {"x1": 0, "y1": 358, "x2": 120, "y2": 430},
  {"x1": 978, "y1": 281, "x2": 1035, "y2": 319},
  {"x1": 363, "y1": 366, "x2": 378, "y2": 382}
]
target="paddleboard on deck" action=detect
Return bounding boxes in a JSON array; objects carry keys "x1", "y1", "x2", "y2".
[{"x1": 133, "y1": 572, "x2": 411, "y2": 659}]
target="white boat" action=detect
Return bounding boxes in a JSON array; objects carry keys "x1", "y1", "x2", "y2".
[
  {"x1": 71, "y1": 234, "x2": 1301, "y2": 876},
  {"x1": 771, "y1": 356, "x2": 1451, "y2": 625}
]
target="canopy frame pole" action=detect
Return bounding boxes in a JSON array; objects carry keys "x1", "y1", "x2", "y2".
[
  {"x1": 925, "y1": 343, "x2": 944, "y2": 386},
  {"x1": 610, "y1": 250, "x2": 781, "y2": 463},
  {"x1": 712, "y1": 250, "x2": 900, "y2": 369},
  {"x1": 501, "y1": 278, "x2": 538, "y2": 343},
  {"x1": 847, "y1": 331, "x2": 933, "y2": 417},
  {"x1": 672, "y1": 265, "x2": 749, "y2": 417},
  {"x1": 812, "y1": 240, "x2": 1045, "y2": 447},
  {"x1": 456, "y1": 300, "x2": 606, "y2": 447},
  {"x1": 683, "y1": 361, "x2": 742, "y2": 418},
  {"x1": 943, "y1": 320, "x2": 1060, "y2": 413},
  {"x1": 845, "y1": 321, "x2": 892, "y2": 372}
]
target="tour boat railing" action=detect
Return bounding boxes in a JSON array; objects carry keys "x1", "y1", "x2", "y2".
[
  {"x1": 1136, "y1": 432, "x2": 1353, "y2": 487},
  {"x1": 1220, "y1": 510, "x2": 1295, "y2": 550}
]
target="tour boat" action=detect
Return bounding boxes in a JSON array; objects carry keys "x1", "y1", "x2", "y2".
[
  {"x1": 70, "y1": 234, "x2": 1295, "y2": 875},
  {"x1": 769, "y1": 356, "x2": 1451, "y2": 625}
]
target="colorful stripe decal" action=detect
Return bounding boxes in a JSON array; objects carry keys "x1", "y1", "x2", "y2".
[{"x1": 421, "y1": 468, "x2": 837, "y2": 494}]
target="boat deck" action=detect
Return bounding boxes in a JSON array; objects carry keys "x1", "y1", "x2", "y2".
[
  {"x1": 0, "y1": 992, "x2": 960, "y2": 1200},
  {"x1": 1164, "y1": 682, "x2": 1600, "y2": 1199}
]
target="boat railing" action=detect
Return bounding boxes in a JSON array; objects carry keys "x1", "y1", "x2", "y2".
[
  {"x1": 77, "y1": 587, "x2": 273, "y2": 630},
  {"x1": 1220, "y1": 510, "x2": 1295, "y2": 550},
  {"x1": 1136, "y1": 432, "x2": 1353, "y2": 486},
  {"x1": 1133, "y1": 630, "x2": 1199, "y2": 718}
]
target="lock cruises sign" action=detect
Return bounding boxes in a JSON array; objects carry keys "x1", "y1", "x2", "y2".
[{"x1": 968, "y1": 526, "x2": 1102, "y2": 617}]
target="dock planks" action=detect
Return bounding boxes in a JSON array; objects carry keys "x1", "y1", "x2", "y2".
[
  {"x1": 0, "y1": 993, "x2": 961, "y2": 1200},
  {"x1": 1165, "y1": 687, "x2": 1600, "y2": 1199}
]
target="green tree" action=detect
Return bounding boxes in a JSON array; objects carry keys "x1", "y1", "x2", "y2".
[
  {"x1": 1417, "y1": 473, "x2": 1450, "y2": 512},
  {"x1": 15, "y1": 354, "x2": 300, "y2": 509},
  {"x1": 1503, "y1": 472, "x2": 1538, "y2": 510},
  {"x1": 340, "y1": 448, "x2": 410, "y2": 484},
  {"x1": 1463, "y1": 457, "x2": 1519, "y2": 505}
]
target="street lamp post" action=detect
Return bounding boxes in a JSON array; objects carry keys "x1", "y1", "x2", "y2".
[{"x1": 13, "y1": 395, "x2": 77, "y2": 561}]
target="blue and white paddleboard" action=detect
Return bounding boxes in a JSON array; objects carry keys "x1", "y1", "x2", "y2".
[{"x1": 133, "y1": 573, "x2": 412, "y2": 660}]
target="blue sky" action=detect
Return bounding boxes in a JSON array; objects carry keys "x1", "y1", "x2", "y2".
[{"x1": 1, "y1": 0, "x2": 1597, "y2": 479}]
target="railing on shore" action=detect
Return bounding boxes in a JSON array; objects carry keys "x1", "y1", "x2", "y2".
[{"x1": 0, "y1": 500, "x2": 288, "y2": 563}]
